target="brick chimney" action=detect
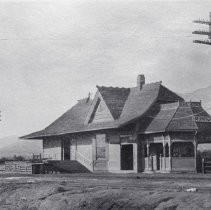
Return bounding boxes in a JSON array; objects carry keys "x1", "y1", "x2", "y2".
[{"x1": 137, "y1": 74, "x2": 145, "y2": 90}]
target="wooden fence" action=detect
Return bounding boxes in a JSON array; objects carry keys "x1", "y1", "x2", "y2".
[
  {"x1": 202, "y1": 158, "x2": 211, "y2": 174},
  {"x1": 4, "y1": 161, "x2": 32, "y2": 174}
]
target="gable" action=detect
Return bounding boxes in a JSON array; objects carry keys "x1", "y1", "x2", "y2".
[
  {"x1": 85, "y1": 90, "x2": 114, "y2": 124},
  {"x1": 89, "y1": 98, "x2": 114, "y2": 123},
  {"x1": 97, "y1": 86, "x2": 130, "y2": 119}
]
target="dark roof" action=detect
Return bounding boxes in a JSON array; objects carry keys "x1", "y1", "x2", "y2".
[
  {"x1": 166, "y1": 102, "x2": 198, "y2": 132},
  {"x1": 158, "y1": 85, "x2": 184, "y2": 103},
  {"x1": 138, "y1": 102, "x2": 211, "y2": 134},
  {"x1": 97, "y1": 86, "x2": 130, "y2": 119},
  {"x1": 21, "y1": 98, "x2": 93, "y2": 139},
  {"x1": 21, "y1": 82, "x2": 186, "y2": 139},
  {"x1": 138, "y1": 102, "x2": 178, "y2": 134},
  {"x1": 21, "y1": 98, "x2": 119, "y2": 139},
  {"x1": 119, "y1": 82, "x2": 161, "y2": 126},
  {"x1": 22, "y1": 130, "x2": 46, "y2": 139},
  {"x1": 188, "y1": 102, "x2": 211, "y2": 133},
  {"x1": 44, "y1": 98, "x2": 92, "y2": 135}
]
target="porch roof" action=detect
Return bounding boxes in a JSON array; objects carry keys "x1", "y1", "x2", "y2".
[
  {"x1": 138, "y1": 102, "x2": 178, "y2": 134},
  {"x1": 138, "y1": 102, "x2": 211, "y2": 134}
]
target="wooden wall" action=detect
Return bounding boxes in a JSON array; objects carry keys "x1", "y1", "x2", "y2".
[
  {"x1": 91, "y1": 99, "x2": 113, "y2": 123},
  {"x1": 43, "y1": 138, "x2": 61, "y2": 160},
  {"x1": 172, "y1": 157, "x2": 195, "y2": 172}
]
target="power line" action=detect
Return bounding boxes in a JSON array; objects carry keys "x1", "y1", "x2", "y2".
[
  {"x1": 0, "y1": 35, "x2": 194, "y2": 41},
  {"x1": 193, "y1": 12, "x2": 211, "y2": 45}
]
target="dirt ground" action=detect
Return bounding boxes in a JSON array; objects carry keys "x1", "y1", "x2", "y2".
[{"x1": 1, "y1": 173, "x2": 211, "y2": 209}]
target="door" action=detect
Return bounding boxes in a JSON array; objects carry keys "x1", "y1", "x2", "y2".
[
  {"x1": 121, "y1": 144, "x2": 133, "y2": 170},
  {"x1": 63, "y1": 139, "x2": 70, "y2": 160}
]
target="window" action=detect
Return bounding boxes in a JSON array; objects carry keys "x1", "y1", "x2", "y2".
[
  {"x1": 172, "y1": 142, "x2": 194, "y2": 157},
  {"x1": 96, "y1": 134, "x2": 106, "y2": 159}
]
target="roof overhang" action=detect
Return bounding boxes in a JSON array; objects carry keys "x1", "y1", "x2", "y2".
[{"x1": 20, "y1": 125, "x2": 118, "y2": 140}]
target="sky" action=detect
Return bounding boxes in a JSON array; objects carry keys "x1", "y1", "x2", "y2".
[{"x1": 0, "y1": 0, "x2": 211, "y2": 138}]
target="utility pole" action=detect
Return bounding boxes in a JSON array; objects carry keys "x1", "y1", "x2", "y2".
[{"x1": 193, "y1": 12, "x2": 211, "y2": 45}]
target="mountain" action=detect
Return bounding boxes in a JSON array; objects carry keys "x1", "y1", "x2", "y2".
[
  {"x1": 0, "y1": 136, "x2": 42, "y2": 158},
  {"x1": 0, "y1": 135, "x2": 21, "y2": 149},
  {"x1": 182, "y1": 85, "x2": 211, "y2": 114}
]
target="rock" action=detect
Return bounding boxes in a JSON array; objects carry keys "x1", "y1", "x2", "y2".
[{"x1": 186, "y1": 188, "x2": 197, "y2": 192}]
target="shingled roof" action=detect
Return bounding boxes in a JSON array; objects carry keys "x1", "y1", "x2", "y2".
[
  {"x1": 21, "y1": 98, "x2": 91, "y2": 139},
  {"x1": 138, "y1": 101, "x2": 211, "y2": 134},
  {"x1": 97, "y1": 86, "x2": 130, "y2": 119},
  {"x1": 138, "y1": 102, "x2": 178, "y2": 134},
  {"x1": 119, "y1": 82, "x2": 162, "y2": 126},
  {"x1": 21, "y1": 81, "x2": 185, "y2": 139},
  {"x1": 166, "y1": 102, "x2": 198, "y2": 132}
]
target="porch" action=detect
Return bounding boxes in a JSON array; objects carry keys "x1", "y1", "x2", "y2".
[{"x1": 140, "y1": 133, "x2": 197, "y2": 173}]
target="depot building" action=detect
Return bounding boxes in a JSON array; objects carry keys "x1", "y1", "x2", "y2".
[{"x1": 21, "y1": 75, "x2": 211, "y2": 173}]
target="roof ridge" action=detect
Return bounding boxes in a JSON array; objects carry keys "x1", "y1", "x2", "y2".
[
  {"x1": 96, "y1": 81, "x2": 162, "y2": 90},
  {"x1": 144, "y1": 81, "x2": 162, "y2": 86},
  {"x1": 96, "y1": 85, "x2": 130, "y2": 90}
]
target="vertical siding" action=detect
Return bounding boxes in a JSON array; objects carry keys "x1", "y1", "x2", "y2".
[
  {"x1": 109, "y1": 144, "x2": 121, "y2": 171},
  {"x1": 70, "y1": 139, "x2": 76, "y2": 160},
  {"x1": 76, "y1": 135, "x2": 93, "y2": 161},
  {"x1": 172, "y1": 157, "x2": 195, "y2": 171},
  {"x1": 43, "y1": 135, "x2": 94, "y2": 162},
  {"x1": 108, "y1": 133, "x2": 121, "y2": 172},
  {"x1": 43, "y1": 139, "x2": 61, "y2": 160}
]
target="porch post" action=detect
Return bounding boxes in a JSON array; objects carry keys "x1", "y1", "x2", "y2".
[
  {"x1": 169, "y1": 141, "x2": 172, "y2": 171},
  {"x1": 147, "y1": 141, "x2": 150, "y2": 171},
  {"x1": 194, "y1": 138, "x2": 198, "y2": 173},
  {"x1": 61, "y1": 139, "x2": 64, "y2": 161},
  {"x1": 163, "y1": 143, "x2": 166, "y2": 171}
]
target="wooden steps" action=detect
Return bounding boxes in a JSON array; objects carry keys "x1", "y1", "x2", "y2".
[
  {"x1": 44, "y1": 160, "x2": 91, "y2": 174},
  {"x1": 33, "y1": 160, "x2": 110, "y2": 174}
]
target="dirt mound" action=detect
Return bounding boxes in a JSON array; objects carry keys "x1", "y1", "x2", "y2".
[{"x1": 0, "y1": 175, "x2": 210, "y2": 209}]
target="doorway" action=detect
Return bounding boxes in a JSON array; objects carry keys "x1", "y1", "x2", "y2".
[
  {"x1": 62, "y1": 139, "x2": 70, "y2": 160},
  {"x1": 121, "y1": 144, "x2": 133, "y2": 170},
  {"x1": 149, "y1": 143, "x2": 163, "y2": 171}
]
